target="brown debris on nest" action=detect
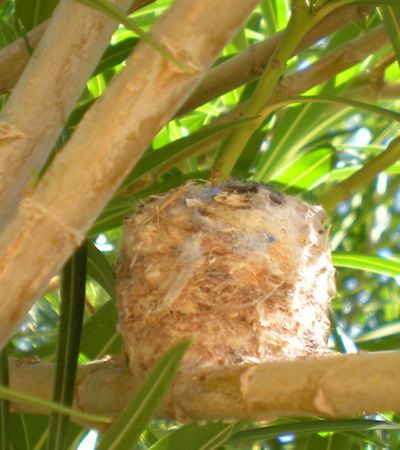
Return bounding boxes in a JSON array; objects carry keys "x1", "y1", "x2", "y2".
[{"x1": 116, "y1": 181, "x2": 336, "y2": 379}]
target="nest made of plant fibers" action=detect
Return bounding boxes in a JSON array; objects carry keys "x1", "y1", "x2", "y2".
[{"x1": 116, "y1": 181, "x2": 336, "y2": 379}]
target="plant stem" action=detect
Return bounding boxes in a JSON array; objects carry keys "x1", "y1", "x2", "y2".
[
  {"x1": 47, "y1": 242, "x2": 87, "y2": 450},
  {"x1": 318, "y1": 136, "x2": 400, "y2": 213},
  {"x1": 0, "y1": 346, "x2": 9, "y2": 450},
  {"x1": 213, "y1": 1, "x2": 327, "y2": 179}
]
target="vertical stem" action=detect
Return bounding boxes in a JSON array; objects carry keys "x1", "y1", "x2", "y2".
[
  {"x1": 213, "y1": 0, "x2": 334, "y2": 179},
  {"x1": 47, "y1": 242, "x2": 87, "y2": 450},
  {"x1": 0, "y1": 346, "x2": 9, "y2": 450}
]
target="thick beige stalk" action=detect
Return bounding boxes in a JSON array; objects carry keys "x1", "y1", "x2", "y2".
[
  {"x1": 0, "y1": 21, "x2": 47, "y2": 96},
  {"x1": 8, "y1": 351, "x2": 400, "y2": 425},
  {"x1": 0, "y1": 1, "x2": 155, "y2": 96},
  {"x1": 0, "y1": 6, "x2": 370, "y2": 110},
  {"x1": 0, "y1": 0, "x2": 260, "y2": 350},
  {"x1": 0, "y1": 0, "x2": 133, "y2": 229}
]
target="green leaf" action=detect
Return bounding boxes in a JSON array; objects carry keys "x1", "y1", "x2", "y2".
[
  {"x1": 87, "y1": 240, "x2": 115, "y2": 299},
  {"x1": 140, "y1": 429, "x2": 159, "y2": 446},
  {"x1": 149, "y1": 421, "x2": 245, "y2": 450},
  {"x1": 256, "y1": 93, "x2": 400, "y2": 181},
  {"x1": 255, "y1": 76, "x2": 347, "y2": 181},
  {"x1": 0, "y1": 346, "x2": 9, "y2": 450},
  {"x1": 93, "y1": 37, "x2": 139, "y2": 76},
  {"x1": 332, "y1": 253, "x2": 400, "y2": 278},
  {"x1": 15, "y1": 0, "x2": 59, "y2": 32},
  {"x1": 120, "y1": 116, "x2": 257, "y2": 192},
  {"x1": 10, "y1": 414, "x2": 85, "y2": 450},
  {"x1": 97, "y1": 340, "x2": 191, "y2": 450},
  {"x1": 273, "y1": 95, "x2": 400, "y2": 123},
  {"x1": 273, "y1": 146, "x2": 333, "y2": 191},
  {"x1": 336, "y1": 0, "x2": 400, "y2": 7},
  {"x1": 0, "y1": 385, "x2": 111, "y2": 424},
  {"x1": 80, "y1": 300, "x2": 122, "y2": 360},
  {"x1": 47, "y1": 243, "x2": 87, "y2": 450},
  {"x1": 356, "y1": 320, "x2": 400, "y2": 345},
  {"x1": 378, "y1": 5, "x2": 400, "y2": 69},
  {"x1": 89, "y1": 198, "x2": 134, "y2": 236},
  {"x1": 10, "y1": 414, "x2": 44, "y2": 450},
  {"x1": 0, "y1": 18, "x2": 17, "y2": 48},
  {"x1": 226, "y1": 419, "x2": 400, "y2": 445}
]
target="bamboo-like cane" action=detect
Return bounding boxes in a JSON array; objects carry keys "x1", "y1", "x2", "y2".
[
  {"x1": 0, "y1": 0, "x2": 133, "y2": 229},
  {"x1": 0, "y1": 0, "x2": 260, "y2": 350},
  {"x1": 0, "y1": 6, "x2": 371, "y2": 109},
  {"x1": 0, "y1": 1, "x2": 156, "y2": 96},
  {"x1": 8, "y1": 351, "x2": 400, "y2": 426}
]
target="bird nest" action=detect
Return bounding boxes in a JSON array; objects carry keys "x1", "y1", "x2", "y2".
[{"x1": 116, "y1": 181, "x2": 336, "y2": 379}]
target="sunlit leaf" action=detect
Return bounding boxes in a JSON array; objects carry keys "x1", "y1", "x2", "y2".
[
  {"x1": 87, "y1": 241, "x2": 115, "y2": 299},
  {"x1": 333, "y1": 253, "x2": 400, "y2": 278},
  {"x1": 378, "y1": 5, "x2": 400, "y2": 68},
  {"x1": 93, "y1": 37, "x2": 139, "y2": 76},
  {"x1": 273, "y1": 146, "x2": 333, "y2": 191}
]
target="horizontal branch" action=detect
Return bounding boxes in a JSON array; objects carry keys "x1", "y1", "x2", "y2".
[{"x1": 8, "y1": 351, "x2": 400, "y2": 428}]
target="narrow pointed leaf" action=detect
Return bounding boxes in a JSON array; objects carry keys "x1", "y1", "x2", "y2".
[
  {"x1": 97, "y1": 340, "x2": 191, "y2": 450},
  {"x1": 47, "y1": 243, "x2": 87, "y2": 450},
  {"x1": 378, "y1": 5, "x2": 400, "y2": 68},
  {"x1": 0, "y1": 385, "x2": 111, "y2": 424},
  {"x1": 80, "y1": 300, "x2": 122, "y2": 360},
  {"x1": 268, "y1": 95, "x2": 400, "y2": 124},
  {"x1": 149, "y1": 421, "x2": 245, "y2": 450},
  {"x1": 93, "y1": 37, "x2": 139, "y2": 76},
  {"x1": 0, "y1": 346, "x2": 9, "y2": 450},
  {"x1": 120, "y1": 116, "x2": 257, "y2": 192},
  {"x1": 226, "y1": 419, "x2": 400, "y2": 445},
  {"x1": 273, "y1": 147, "x2": 333, "y2": 191},
  {"x1": 15, "y1": 0, "x2": 58, "y2": 31},
  {"x1": 87, "y1": 241, "x2": 115, "y2": 299},
  {"x1": 332, "y1": 253, "x2": 400, "y2": 278}
]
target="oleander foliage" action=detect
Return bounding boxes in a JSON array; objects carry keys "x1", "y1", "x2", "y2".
[{"x1": 0, "y1": 0, "x2": 400, "y2": 448}]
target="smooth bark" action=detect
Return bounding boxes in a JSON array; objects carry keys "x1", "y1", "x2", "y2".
[
  {"x1": 0, "y1": 0, "x2": 133, "y2": 229},
  {"x1": 0, "y1": 6, "x2": 372, "y2": 116},
  {"x1": 8, "y1": 351, "x2": 400, "y2": 427}
]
